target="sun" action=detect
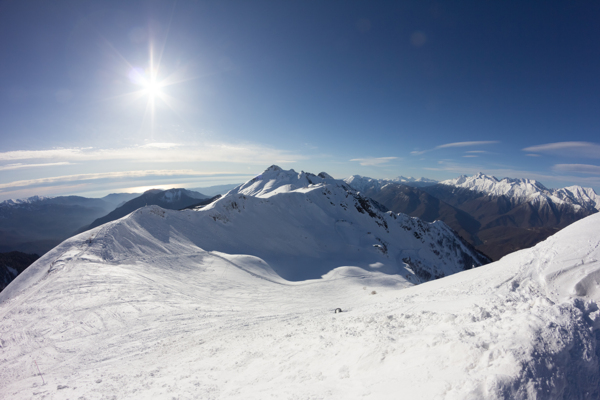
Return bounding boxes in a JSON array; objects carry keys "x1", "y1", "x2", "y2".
[
  {"x1": 144, "y1": 78, "x2": 162, "y2": 99},
  {"x1": 117, "y1": 42, "x2": 195, "y2": 140}
]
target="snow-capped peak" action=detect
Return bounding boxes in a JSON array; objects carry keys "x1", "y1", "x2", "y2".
[
  {"x1": 441, "y1": 173, "x2": 600, "y2": 211},
  {"x1": 231, "y1": 165, "x2": 342, "y2": 198},
  {"x1": 441, "y1": 173, "x2": 548, "y2": 197},
  {"x1": 1, "y1": 195, "x2": 52, "y2": 206}
]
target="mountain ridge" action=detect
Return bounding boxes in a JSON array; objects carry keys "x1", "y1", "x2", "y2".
[
  {"x1": 1, "y1": 170, "x2": 599, "y2": 398},
  {"x1": 346, "y1": 172, "x2": 599, "y2": 260},
  {"x1": 441, "y1": 172, "x2": 600, "y2": 210},
  {"x1": 81, "y1": 188, "x2": 209, "y2": 232}
]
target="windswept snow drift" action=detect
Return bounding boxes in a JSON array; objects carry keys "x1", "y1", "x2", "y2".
[{"x1": 1, "y1": 167, "x2": 599, "y2": 399}]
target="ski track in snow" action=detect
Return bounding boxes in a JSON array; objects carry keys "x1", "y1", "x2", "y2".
[
  {"x1": 1, "y1": 167, "x2": 600, "y2": 399},
  {"x1": 2, "y1": 224, "x2": 599, "y2": 399}
]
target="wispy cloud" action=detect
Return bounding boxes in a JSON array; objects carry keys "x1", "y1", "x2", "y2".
[
  {"x1": 0, "y1": 170, "x2": 247, "y2": 191},
  {"x1": 0, "y1": 162, "x2": 72, "y2": 171},
  {"x1": 523, "y1": 142, "x2": 600, "y2": 158},
  {"x1": 553, "y1": 164, "x2": 600, "y2": 175},
  {"x1": 0, "y1": 142, "x2": 307, "y2": 164},
  {"x1": 411, "y1": 141, "x2": 499, "y2": 155},
  {"x1": 141, "y1": 142, "x2": 181, "y2": 149},
  {"x1": 349, "y1": 157, "x2": 398, "y2": 166}
]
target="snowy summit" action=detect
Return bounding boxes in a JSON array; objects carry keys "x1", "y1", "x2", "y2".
[
  {"x1": 442, "y1": 173, "x2": 600, "y2": 211},
  {"x1": 0, "y1": 166, "x2": 599, "y2": 399}
]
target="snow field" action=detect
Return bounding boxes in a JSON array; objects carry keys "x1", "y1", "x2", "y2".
[
  {"x1": 2, "y1": 215, "x2": 599, "y2": 399},
  {"x1": 1, "y1": 166, "x2": 599, "y2": 399}
]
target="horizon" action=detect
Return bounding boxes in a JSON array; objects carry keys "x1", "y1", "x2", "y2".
[
  {"x1": 2, "y1": 1, "x2": 600, "y2": 201},
  {"x1": 2, "y1": 166, "x2": 596, "y2": 202}
]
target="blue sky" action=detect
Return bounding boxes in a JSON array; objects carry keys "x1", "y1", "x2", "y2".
[{"x1": 1, "y1": 0, "x2": 600, "y2": 200}]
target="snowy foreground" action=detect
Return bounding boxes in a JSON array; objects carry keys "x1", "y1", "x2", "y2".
[{"x1": 1, "y1": 176, "x2": 600, "y2": 399}]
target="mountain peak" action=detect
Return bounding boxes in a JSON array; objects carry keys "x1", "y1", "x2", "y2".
[
  {"x1": 231, "y1": 167, "x2": 340, "y2": 198},
  {"x1": 474, "y1": 172, "x2": 497, "y2": 181},
  {"x1": 1, "y1": 195, "x2": 51, "y2": 205},
  {"x1": 265, "y1": 165, "x2": 283, "y2": 173},
  {"x1": 441, "y1": 173, "x2": 600, "y2": 210}
]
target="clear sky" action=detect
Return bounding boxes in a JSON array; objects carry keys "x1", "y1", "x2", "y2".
[{"x1": 1, "y1": 0, "x2": 600, "y2": 200}]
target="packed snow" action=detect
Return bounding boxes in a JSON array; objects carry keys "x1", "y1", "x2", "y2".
[
  {"x1": 442, "y1": 173, "x2": 600, "y2": 211},
  {"x1": 1, "y1": 167, "x2": 599, "y2": 399}
]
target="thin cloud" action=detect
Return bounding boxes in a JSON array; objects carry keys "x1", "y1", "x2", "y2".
[
  {"x1": 349, "y1": 157, "x2": 398, "y2": 166},
  {"x1": 523, "y1": 142, "x2": 600, "y2": 158},
  {"x1": 0, "y1": 162, "x2": 72, "y2": 171},
  {"x1": 553, "y1": 164, "x2": 600, "y2": 175},
  {"x1": 411, "y1": 141, "x2": 499, "y2": 155},
  {"x1": 141, "y1": 142, "x2": 181, "y2": 149},
  {"x1": 436, "y1": 141, "x2": 499, "y2": 149},
  {"x1": 0, "y1": 170, "x2": 247, "y2": 191},
  {"x1": 0, "y1": 143, "x2": 307, "y2": 165}
]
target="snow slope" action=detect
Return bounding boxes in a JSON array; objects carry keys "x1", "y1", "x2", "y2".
[
  {"x1": 1, "y1": 167, "x2": 599, "y2": 399},
  {"x1": 442, "y1": 173, "x2": 600, "y2": 211}
]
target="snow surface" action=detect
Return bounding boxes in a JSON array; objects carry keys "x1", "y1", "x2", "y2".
[
  {"x1": 442, "y1": 173, "x2": 600, "y2": 211},
  {"x1": 1, "y1": 167, "x2": 600, "y2": 399}
]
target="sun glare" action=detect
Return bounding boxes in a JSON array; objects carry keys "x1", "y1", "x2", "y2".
[
  {"x1": 119, "y1": 39, "x2": 193, "y2": 141},
  {"x1": 144, "y1": 79, "x2": 161, "y2": 98}
]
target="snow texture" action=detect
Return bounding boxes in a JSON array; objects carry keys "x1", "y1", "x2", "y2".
[{"x1": 1, "y1": 166, "x2": 599, "y2": 399}]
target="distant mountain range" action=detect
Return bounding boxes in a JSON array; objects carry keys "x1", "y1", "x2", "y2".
[
  {"x1": 0, "y1": 193, "x2": 138, "y2": 255},
  {"x1": 344, "y1": 175, "x2": 438, "y2": 192},
  {"x1": 189, "y1": 183, "x2": 241, "y2": 197},
  {"x1": 4, "y1": 170, "x2": 598, "y2": 293},
  {"x1": 347, "y1": 172, "x2": 600, "y2": 260},
  {"x1": 80, "y1": 188, "x2": 211, "y2": 232}
]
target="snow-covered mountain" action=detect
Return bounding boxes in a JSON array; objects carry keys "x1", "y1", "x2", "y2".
[
  {"x1": 189, "y1": 183, "x2": 241, "y2": 197},
  {"x1": 82, "y1": 188, "x2": 210, "y2": 232},
  {"x1": 1, "y1": 195, "x2": 51, "y2": 206},
  {"x1": 344, "y1": 174, "x2": 438, "y2": 192},
  {"x1": 67, "y1": 166, "x2": 487, "y2": 285},
  {"x1": 1, "y1": 167, "x2": 599, "y2": 398},
  {"x1": 441, "y1": 172, "x2": 600, "y2": 211}
]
